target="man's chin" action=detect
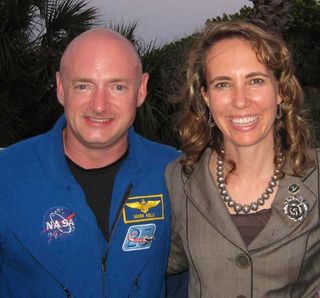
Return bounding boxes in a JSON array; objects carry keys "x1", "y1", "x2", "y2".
[
  {"x1": 78, "y1": 135, "x2": 128, "y2": 151},
  {"x1": 81, "y1": 140, "x2": 114, "y2": 150}
]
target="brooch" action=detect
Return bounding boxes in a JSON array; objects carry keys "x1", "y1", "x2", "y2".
[
  {"x1": 288, "y1": 183, "x2": 300, "y2": 195},
  {"x1": 283, "y1": 195, "x2": 308, "y2": 222}
]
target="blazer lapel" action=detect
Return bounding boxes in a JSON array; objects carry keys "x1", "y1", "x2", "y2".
[
  {"x1": 249, "y1": 166, "x2": 318, "y2": 251},
  {"x1": 184, "y1": 149, "x2": 246, "y2": 249}
]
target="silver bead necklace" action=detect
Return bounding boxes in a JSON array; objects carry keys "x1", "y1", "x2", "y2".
[{"x1": 216, "y1": 150, "x2": 284, "y2": 214}]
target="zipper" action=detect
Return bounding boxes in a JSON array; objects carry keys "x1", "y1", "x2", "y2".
[
  {"x1": 63, "y1": 287, "x2": 72, "y2": 297},
  {"x1": 40, "y1": 267, "x2": 72, "y2": 297},
  {"x1": 101, "y1": 184, "x2": 133, "y2": 296}
]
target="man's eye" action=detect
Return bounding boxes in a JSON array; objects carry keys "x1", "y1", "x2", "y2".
[
  {"x1": 115, "y1": 84, "x2": 124, "y2": 90},
  {"x1": 75, "y1": 84, "x2": 88, "y2": 91},
  {"x1": 112, "y1": 84, "x2": 127, "y2": 92}
]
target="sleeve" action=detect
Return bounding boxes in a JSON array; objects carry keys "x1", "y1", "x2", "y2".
[
  {"x1": 296, "y1": 149, "x2": 320, "y2": 298},
  {"x1": 0, "y1": 205, "x2": 4, "y2": 274},
  {"x1": 167, "y1": 213, "x2": 189, "y2": 274},
  {"x1": 165, "y1": 161, "x2": 189, "y2": 274},
  {"x1": 0, "y1": 187, "x2": 9, "y2": 275},
  {"x1": 295, "y1": 226, "x2": 320, "y2": 298}
]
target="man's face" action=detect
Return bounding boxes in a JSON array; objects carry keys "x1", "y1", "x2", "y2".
[{"x1": 56, "y1": 37, "x2": 148, "y2": 155}]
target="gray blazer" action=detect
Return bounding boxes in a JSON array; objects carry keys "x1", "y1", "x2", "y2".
[{"x1": 166, "y1": 148, "x2": 320, "y2": 298}]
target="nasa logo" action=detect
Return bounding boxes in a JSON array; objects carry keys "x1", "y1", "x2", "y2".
[{"x1": 42, "y1": 206, "x2": 76, "y2": 243}]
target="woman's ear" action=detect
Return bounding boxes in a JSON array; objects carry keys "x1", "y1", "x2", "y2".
[
  {"x1": 200, "y1": 87, "x2": 209, "y2": 107},
  {"x1": 277, "y1": 93, "x2": 283, "y2": 105}
]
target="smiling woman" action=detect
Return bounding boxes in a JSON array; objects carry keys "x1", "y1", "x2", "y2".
[
  {"x1": 166, "y1": 20, "x2": 320, "y2": 297},
  {"x1": 201, "y1": 38, "x2": 282, "y2": 152}
]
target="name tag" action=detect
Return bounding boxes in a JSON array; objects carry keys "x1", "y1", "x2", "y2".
[{"x1": 122, "y1": 194, "x2": 164, "y2": 223}]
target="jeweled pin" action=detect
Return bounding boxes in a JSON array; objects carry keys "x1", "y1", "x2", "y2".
[
  {"x1": 288, "y1": 183, "x2": 300, "y2": 195},
  {"x1": 283, "y1": 195, "x2": 308, "y2": 222}
]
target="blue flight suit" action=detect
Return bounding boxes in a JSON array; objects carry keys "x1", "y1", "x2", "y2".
[{"x1": 0, "y1": 116, "x2": 179, "y2": 297}]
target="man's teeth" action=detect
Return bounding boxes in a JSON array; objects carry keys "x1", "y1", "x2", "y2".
[
  {"x1": 89, "y1": 117, "x2": 111, "y2": 123},
  {"x1": 231, "y1": 115, "x2": 258, "y2": 125}
]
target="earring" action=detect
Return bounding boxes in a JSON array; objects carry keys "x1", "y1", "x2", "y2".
[
  {"x1": 208, "y1": 112, "x2": 215, "y2": 128},
  {"x1": 276, "y1": 104, "x2": 283, "y2": 120}
]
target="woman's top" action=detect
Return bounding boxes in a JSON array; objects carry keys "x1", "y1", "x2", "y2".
[{"x1": 231, "y1": 208, "x2": 272, "y2": 246}]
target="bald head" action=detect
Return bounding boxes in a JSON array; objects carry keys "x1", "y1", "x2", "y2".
[
  {"x1": 59, "y1": 28, "x2": 142, "y2": 78},
  {"x1": 55, "y1": 28, "x2": 149, "y2": 165}
]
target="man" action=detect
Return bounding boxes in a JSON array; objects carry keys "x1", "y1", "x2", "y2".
[{"x1": 0, "y1": 29, "x2": 178, "y2": 297}]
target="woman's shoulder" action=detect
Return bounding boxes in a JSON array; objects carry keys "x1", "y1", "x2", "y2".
[
  {"x1": 311, "y1": 148, "x2": 320, "y2": 169},
  {"x1": 165, "y1": 154, "x2": 185, "y2": 186}
]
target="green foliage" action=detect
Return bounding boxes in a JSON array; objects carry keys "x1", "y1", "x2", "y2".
[
  {"x1": 0, "y1": 0, "x2": 99, "y2": 146},
  {"x1": 106, "y1": 19, "x2": 143, "y2": 51},
  {"x1": 285, "y1": 0, "x2": 320, "y2": 87},
  {"x1": 206, "y1": 6, "x2": 253, "y2": 24},
  {"x1": 305, "y1": 90, "x2": 320, "y2": 147},
  {"x1": 135, "y1": 35, "x2": 196, "y2": 147}
]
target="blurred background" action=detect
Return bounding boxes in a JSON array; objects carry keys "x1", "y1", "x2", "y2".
[{"x1": 0, "y1": 0, "x2": 319, "y2": 148}]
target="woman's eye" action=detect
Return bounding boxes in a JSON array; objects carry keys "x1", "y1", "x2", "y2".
[
  {"x1": 250, "y1": 78, "x2": 264, "y2": 85},
  {"x1": 215, "y1": 82, "x2": 230, "y2": 89}
]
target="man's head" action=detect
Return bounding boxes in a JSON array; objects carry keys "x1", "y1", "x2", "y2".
[{"x1": 56, "y1": 29, "x2": 148, "y2": 163}]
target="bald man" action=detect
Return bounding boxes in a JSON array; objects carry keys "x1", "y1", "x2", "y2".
[{"x1": 0, "y1": 29, "x2": 179, "y2": 297}]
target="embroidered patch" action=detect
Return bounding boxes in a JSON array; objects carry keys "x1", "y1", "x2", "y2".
[
  {"x1": 122, "y1": 194, "x2": 164, "y2": 224},
  {"x1": 122, "y1": 224, "x2": 156, "y2": 251},
  {"x1": 42, "y1": 206, "x2": 76, "y2": 243}
]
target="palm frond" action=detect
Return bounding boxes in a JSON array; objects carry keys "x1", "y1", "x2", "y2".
[{"x1": 106, "y1": 19, "x2": 143, "y2": 51}]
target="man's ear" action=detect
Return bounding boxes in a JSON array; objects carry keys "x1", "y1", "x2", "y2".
[
  {"x1": 137, "y1": 73, "x2": 149, "y2": 107},
  {"x1": 56, "y1": 72, "x2": 65, "y2": 106},
  {"x1": 200, "y1": 87, "x2": 210, "y2": 107}
]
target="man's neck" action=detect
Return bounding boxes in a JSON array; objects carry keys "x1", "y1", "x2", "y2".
[{"x1": 63, "y1": 133, "x2": 128, "y2": 169}]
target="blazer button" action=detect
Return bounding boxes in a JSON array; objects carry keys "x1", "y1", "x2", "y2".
[{"x1": 235, "y1": 253, "x2": 251, "y2": 269}]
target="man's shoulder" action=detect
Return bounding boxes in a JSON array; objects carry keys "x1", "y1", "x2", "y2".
[
  {"x1": 131, "y1": 131, "x2": 180, "y2": 163},
  {"x1": 143, "y1": 138, "x2": 179, "y2": 160},
  {"x1": 0, "y1": 133, "x2": 48, "y2": 178}
]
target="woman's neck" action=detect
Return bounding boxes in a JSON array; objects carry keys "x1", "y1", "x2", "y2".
[{"x1": 223, "y1": 142, "x2": 276, "y2": 178}]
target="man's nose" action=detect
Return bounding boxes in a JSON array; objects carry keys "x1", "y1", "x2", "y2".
[{"x1": 90, "y1": 88, "x2": 109, "y2": 113}]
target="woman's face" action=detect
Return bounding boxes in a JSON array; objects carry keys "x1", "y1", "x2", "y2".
[{"x1": 201, "y1": 38, "x2": 282, "y2": 151}]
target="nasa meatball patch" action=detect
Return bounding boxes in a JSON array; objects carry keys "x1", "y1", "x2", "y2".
[{"x1": 42, "y1": 206, "x2": 76, "y2": 243}]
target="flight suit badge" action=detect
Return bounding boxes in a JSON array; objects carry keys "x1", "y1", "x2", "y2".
[
  {"x1": 122, "y1": 224, "x2": 156, "y2": 251},
  {"x1": 122, "y1": 194, "x2": 164, "y2": 224}
]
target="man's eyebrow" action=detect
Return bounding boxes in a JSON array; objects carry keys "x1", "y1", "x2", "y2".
[{"x1": 71, "y1": 78, "x2": 130, "y2": 84}]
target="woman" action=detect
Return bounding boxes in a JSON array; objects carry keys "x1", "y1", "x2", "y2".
[{"x1": 166, "y1": 21, "x2": 320, "y2": 297}]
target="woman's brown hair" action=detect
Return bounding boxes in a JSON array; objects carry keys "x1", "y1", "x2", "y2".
[{"x1": 178, "y1": 20, "x2": 314, "y2": 176}]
